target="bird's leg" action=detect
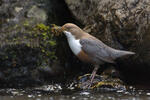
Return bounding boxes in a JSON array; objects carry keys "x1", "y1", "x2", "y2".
[{"x1": 89, "y1": 64, "x2": 99, "y2": 88}]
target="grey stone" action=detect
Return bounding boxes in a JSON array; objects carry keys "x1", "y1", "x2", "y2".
[{"x1": 27, "y1": 5, "x2": 47, "y2": 22}]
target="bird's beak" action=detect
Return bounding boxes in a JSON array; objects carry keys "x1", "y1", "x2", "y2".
[{"x1": 51, "y1": 24, "x2": 64, "y2": 36}]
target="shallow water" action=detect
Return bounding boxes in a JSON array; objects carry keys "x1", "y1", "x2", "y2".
[{"x1": 0, "y1": 87, "x2": 150, "y2": 100}]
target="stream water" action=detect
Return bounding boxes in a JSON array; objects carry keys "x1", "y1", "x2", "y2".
[{"x1": 0, "y1": 86, "x2": 150, "y2": 100}]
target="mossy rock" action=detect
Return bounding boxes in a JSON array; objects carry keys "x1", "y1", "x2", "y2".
[
  {"x1": 77, "y1": 74, "x2": 126, "y2": 90},
  {"x1": 0, "y1": 22, "x2": 60, "y2": 87}
]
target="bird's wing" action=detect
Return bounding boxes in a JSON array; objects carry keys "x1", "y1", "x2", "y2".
[{"x1": 80, "y1": 38, "x2": 115, "y2": 63}]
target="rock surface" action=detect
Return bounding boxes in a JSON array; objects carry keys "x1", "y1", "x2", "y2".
[{"x1": 0, "y1": 0, "x2": 76, "y2": 87}]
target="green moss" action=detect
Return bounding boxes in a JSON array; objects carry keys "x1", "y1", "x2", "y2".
[
  {"x1": 36, "y1": 23, "x2": 50, "y2": 31},
  {"x1": 23, "y1": 20, "x2": 30, "y2": 26},
  {"x1": 0, "y1": 20, "x2": 58, "y2": 67},
  {"x1": 32, "y1": 23, "x2": 57, "y2": 61},
  {"x1": 48, "y1": 40, "x2": 56, "y2": 46}
]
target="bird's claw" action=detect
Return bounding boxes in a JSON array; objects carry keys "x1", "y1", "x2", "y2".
[{"x1": 78, "y1": 79, "x2": 93, "y2": 89}]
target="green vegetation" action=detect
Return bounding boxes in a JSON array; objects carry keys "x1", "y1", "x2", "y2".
[
  {"x1": 34, "y1": 23, "x2": 57, "y2": 61},
  {"x1": 0, "y1": 20, "x2": 58, "y2": 68}
]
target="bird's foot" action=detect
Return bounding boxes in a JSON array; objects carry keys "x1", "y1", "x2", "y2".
[
  {"x1": 78, "y1": 74, "x2": 98, "y2": 89},
  {"x1": 87, "y1": 82, "x2": 92, "y2": 89},
  {"x1": 80, "y1": 80, "x2": 93, "y2": 89}
]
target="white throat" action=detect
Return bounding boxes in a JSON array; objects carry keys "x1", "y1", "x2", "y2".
[{"x1": 63, "y1": 31, "x2": 82, "y2": 55}]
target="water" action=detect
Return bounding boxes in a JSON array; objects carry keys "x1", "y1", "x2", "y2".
[{"x1": 0, "y1": 87, "x2": 150, "y2": 100}]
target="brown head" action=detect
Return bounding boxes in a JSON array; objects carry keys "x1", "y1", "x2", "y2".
[{"x1": 61, "y1": 23, "x2": 86, "y2": 39}]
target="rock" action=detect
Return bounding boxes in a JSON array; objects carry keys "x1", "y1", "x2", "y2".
[
  {"x1": 15, "y1": 7, "x2": 23, "y2": 13},
  {"x1": 34, "y1": 84, "x2": 62, "y2": 92},
  {"x1": 64, "y1": 0, "x2": 150, "y2": 84},
  {"x1": 38, "y1": 61, "x2": 64, "y2": 79},
  {"x1": 0, "y1": 71, "x2": 5, "y2": 81},
  {"x1": 77, "y1": 74, "x2": 126, "y2": 90},
  {"x1": 0, "y1": 0, "x2": 76, "y2": 87},
  {"x1": 27, "y1": 5, "x2": 47, "y2": 23}
]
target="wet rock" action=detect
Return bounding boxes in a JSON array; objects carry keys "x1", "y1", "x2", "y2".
[
  {"x1": 34, "y1": 84, "x2": 62, "y2": 92},
  {"x1": 0, "y1": 71, "x2": 5, "y2": 81},
  {"x1": 64, "y1": 0, "x2": 150, "y2": 84},
  {"x1": 38, "y1": 61, "x2": 65, "y2": 81},
  {"x1": 77, "y1": 74, "x2": 126, "y2": 90}
]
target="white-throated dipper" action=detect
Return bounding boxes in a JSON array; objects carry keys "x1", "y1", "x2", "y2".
[{"x1": 58, "y1": 23, "x2": 135, "y2": 88}]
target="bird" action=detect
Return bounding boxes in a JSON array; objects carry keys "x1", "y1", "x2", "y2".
[{"x1": 59, "y1": 23, "x2": 135, "y2": 88}]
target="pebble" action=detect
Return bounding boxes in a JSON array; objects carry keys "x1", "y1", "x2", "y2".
[
  {"x1": 80, "y1": 91, "x2": 90, "y2": 95},
  {"x1": 146, "y1": 93, "x2": 150, "y2": 96}
]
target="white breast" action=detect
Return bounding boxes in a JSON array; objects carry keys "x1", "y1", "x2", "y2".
[{"x1": 63, "y1": 31, "x2": 82, "y2": 55}]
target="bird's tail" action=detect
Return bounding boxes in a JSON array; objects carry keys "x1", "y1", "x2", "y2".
[{"x1": 112, "y1": 49, "x2": 135, "y2": 59}]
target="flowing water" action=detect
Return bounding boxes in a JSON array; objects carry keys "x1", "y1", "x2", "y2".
[{"x1": 0, "y1": 86, "x2": 150, "y2": 100}]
